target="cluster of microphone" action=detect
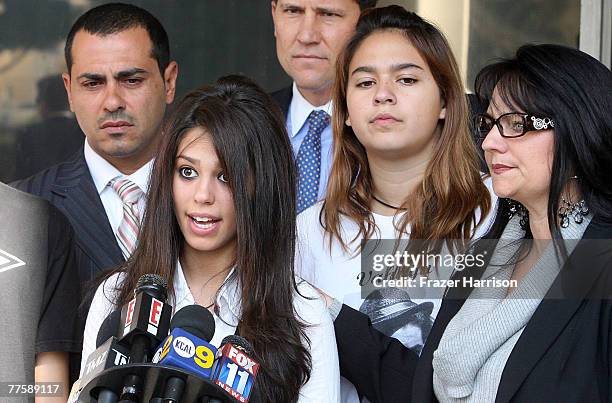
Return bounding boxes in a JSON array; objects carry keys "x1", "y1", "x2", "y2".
[{"x1": 69, "y1": 274, "x2": 260, "y2": 403}]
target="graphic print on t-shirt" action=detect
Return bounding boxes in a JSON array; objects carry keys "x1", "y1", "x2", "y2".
[
  {"x1": 360, "y1": 288, "x2": 434, "y2": 355},
  {"x1": 0, "y1": 248, "x2": 26, "y2": 273}
]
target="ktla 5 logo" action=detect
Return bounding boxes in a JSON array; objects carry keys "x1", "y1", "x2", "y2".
[{"x1": 160, "y1": 335, "x2": 215, "y2": 369}]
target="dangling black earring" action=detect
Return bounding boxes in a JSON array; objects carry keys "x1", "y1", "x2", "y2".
[
  {"x1": 558, "y1": 175, "x2": 589, "y2": 228},
  {"x1": 558, "y1": 198, "x2": 589, "y2": 227},
  {"x1": 508, "y1": 200, "x2": 529, "y2": 230}
]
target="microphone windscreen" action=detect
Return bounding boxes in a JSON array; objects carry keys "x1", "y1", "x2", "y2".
[
  {"x1": 170, "y1": 305, "x2": 216, "y2": 342},
  {"x1": 96, "y1": 309, "x2": 122, "y2": 347},
  {"x1": 220, "y1": 334, "x2": 254, "y2": 355},
  {"x1": 135, "y1": 273, "x2": 169, "y2": 301}
]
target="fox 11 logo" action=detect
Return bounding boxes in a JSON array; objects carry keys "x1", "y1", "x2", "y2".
[{"x1": 212, "y1": 344, "x2": 259, "y2": 402}]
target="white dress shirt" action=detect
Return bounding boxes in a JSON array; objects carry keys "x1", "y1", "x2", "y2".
[
  {"x1": 296, "y1": 176, "x2": 498, "y2": 402},
  {"x1": 81, "y1": 262, "x2": 340, "y2": 402},
  {"x1": 287, "y1": 83, "x2": 334, "y2": 202},
  {"x1": 84, "y1": 139, "x2": 153, "y2": 239}
]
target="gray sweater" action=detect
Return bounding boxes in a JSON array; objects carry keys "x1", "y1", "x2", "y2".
[{"x1": 432, "y1": 214, "x2": 591, "y2": 402}]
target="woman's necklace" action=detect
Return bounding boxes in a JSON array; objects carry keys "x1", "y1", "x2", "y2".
[
  {"x1": 184, "y1": 269, "x2": 219, "y2": 309},
  {"x1": 372, "y1": 194, "x2": 406, "y2": 210},
  {"x1": 186, "y1": 282, "x2": 216, "y2": 309}
]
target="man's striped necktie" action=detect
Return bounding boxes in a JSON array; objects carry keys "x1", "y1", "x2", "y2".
[{"x1": 111, "y1": 178, "x2": 143, "y2": 259}]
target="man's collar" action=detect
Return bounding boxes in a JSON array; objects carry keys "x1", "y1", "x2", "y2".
[
  {"x1": 84, "y1": 139, "x2": 154, "y2": 194},
  {"x1": 289, "y1": 82, "x2": 333, "y2": 137}
]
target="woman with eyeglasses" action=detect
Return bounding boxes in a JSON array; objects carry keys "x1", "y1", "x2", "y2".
[{"x1": 330, "y1": 43, "x2": 612, "y2": 402}]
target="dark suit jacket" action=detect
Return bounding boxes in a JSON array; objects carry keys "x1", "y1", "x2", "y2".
[
  {"x1": 270, "y1": 86, "x2": 292, "y2": 120},
  {"x1": 334, "y1": 217, "x2": 612, "y2": 403},
  {"x1": 12, "y1": 150, "x2": 124, "y2": 283},
  {"x1": 12, "y1": 150, "x2": 125, "y2": 382}
]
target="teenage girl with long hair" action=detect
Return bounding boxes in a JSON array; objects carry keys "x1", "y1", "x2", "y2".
[
  {"x1": 295, "y1": 6, "x2": 494, "y2": 401},
  {"x1": 82, "y1": 76, "x2": 340, "y2": 402}
]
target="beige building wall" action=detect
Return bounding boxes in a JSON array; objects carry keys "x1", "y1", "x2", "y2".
[{"x1": 379, "y1": 0, "x2": 471, "y2": 86}]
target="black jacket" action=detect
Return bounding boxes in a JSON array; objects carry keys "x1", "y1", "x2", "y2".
[
  {"x1": 12, "y1": 150, "x2": 124, "y2": 283},
  {"x1": 270, "y1": 85, "x2": 292, "y2": 120},
  {"x1": 12, "y1": 150, "x2": 128, "y2": 382},
  {"x1": 334, "y1": 218, "x2": 612, "y2": 403}
]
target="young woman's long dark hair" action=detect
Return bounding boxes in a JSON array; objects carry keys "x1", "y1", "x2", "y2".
[
  {"x1": 475, "y1": 44, "x2": 612, "y2": 245},
  {"x1": 324, "y1": 5, "x2": 491, "y2": 256},
  {"x1": 103, "y1": 75, "x2": 311, "y2": 402}
]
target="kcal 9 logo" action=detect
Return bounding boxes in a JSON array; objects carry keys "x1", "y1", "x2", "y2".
[{"x1": 162, "y1": 335, "x2": 215, "y2": 369}]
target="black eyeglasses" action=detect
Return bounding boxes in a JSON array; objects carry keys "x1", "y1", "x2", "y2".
[{"x1": 474, "y1": 112, "x2": 555, "y2": 139}]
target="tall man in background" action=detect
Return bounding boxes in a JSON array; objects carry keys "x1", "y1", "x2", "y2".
[
  {"x1": 270, "y1": 1, "x2": 377, "y2": 402},
  {"x1": 270, "y1": 0, "x2": 376, "y2": 213},
  {"x1": 13, "y1": 2, "x2": 178, "y2": 382}
]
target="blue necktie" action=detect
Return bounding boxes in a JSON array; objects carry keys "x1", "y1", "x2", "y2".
[{"x1": 296, "y1": 110, "x2": 330, "y2": 213}]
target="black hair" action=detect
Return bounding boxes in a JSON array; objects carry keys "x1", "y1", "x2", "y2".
[
  {"x1": 476, "y1": 44, "x2": 612, "y2": 244},
  {"x1": 65, "y1": 2, "x2": 170, "y2": 75}
]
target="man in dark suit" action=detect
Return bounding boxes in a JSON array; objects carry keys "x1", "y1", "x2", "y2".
[
  {"x1": 270, "y1": 0, "x2": 377, "y2": 213},
  {"x1": 13, "y1": 4, "x2": 177, "y2": 382},
  {"x1": 13, "y1": 3, "x2": 178, "y2": 284}
]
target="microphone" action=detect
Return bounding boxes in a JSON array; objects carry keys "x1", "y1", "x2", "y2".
[
  {"x1": 119, "y1": 274, "x2": 172, "y2": 362},
  {"x1": 211, "y1": 335, "x2": 260, "y2": 402},
  {"x1": 71, "y1": 310, "x2": 127, "y2": 403},
  {"x1": 117, "y1": 274, "x2": 172, "y2": 402},
  {"x1": 73, "y1": 300, "x2": 232, "y2": 402},
  {"x1": 153, "y1": 305, "x2": 218, "y2": 402},
  {"x1": 82, "y1": 309, "x2": 126, "y2": 381},
  {"x1": 96, "y1": 309, "x2": 123, "y2": 346},
  {"x1": 81, "y1": 335, "x2": 130, "y2": 385}
]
